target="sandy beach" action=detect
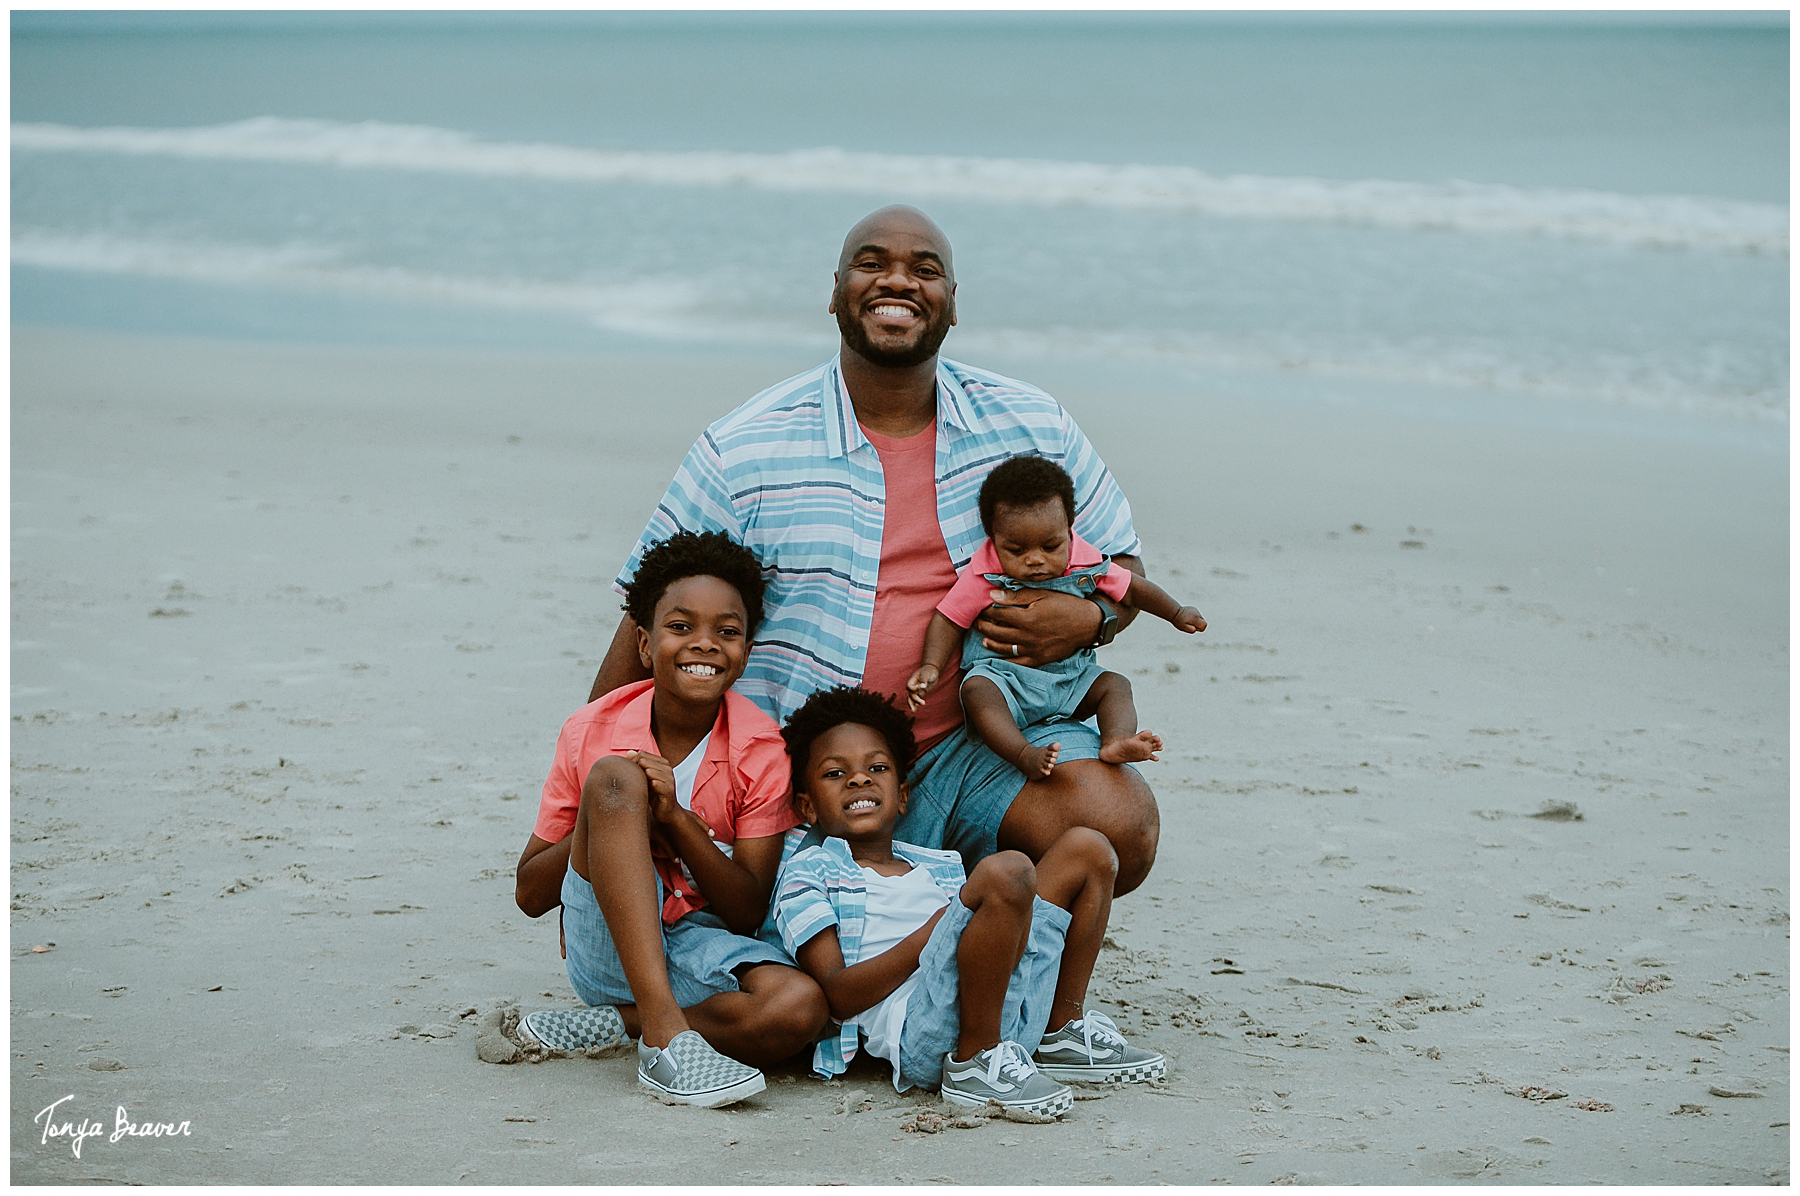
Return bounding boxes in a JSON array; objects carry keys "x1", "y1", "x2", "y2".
[{"x1": 10, "y1": 324, "x2": 1787, "y2": 1184}]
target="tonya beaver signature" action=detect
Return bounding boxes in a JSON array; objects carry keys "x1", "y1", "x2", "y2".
[{"x1": 34, "y1": 1094, "x2": 192, "y2": 1159}]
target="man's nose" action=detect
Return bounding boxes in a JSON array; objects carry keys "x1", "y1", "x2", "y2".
[{"x1": 876, "y1": 262, "x2": 918, "y2": 292}]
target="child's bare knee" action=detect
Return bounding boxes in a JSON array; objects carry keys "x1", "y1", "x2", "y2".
[
  {"x1": 1061, "y1": 827, "x2": 1119, "y2": 879},
  {"x1": 972, "y1": 850, "x2": 1037, "y2": 904},
  {"x1": 580, "y1": 755, "x2": 647, "y2": 816},
  {"x1": 753, "y1": 969, "x2": 829, "y2": 1050}
]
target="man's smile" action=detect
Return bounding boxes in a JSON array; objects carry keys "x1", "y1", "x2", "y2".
[{"x1": 868, "y1": 301, "x2": 919, "y2": 323}]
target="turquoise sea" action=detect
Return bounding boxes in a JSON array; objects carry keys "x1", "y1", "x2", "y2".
[{"x1": 11, "y1": 12, "x2": 1789, "y2": 430}]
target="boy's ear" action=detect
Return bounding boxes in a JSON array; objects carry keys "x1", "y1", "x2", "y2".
[
  {"x1": 635, "y1": 622, "x2": 653, "y2": 672},
  {"x1": 792, "y1": 786, "x2": 817, "y2": 825},
  {"x1": 896, "y1": 782, "x2": 909, "y2": 818}
]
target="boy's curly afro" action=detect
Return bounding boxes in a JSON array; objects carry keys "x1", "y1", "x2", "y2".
[
  {"x1": 977, "y1": 453, "x2": 1076, "y2": 536},
  {"x1": 621, "y1": 530, "x2": 766, "y2": 634},
  {"x1": 782, "y1": 686, "x2": 918, "y2": 790}
]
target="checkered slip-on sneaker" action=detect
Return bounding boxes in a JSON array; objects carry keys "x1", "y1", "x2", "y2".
[
  {"x1": 1033, "y1": 1010, "x2": 1166, "y2": 1083},
  {"x1": 517, "y1": 1006, "x2": 631, "y2": 1052},
  {"x1": 939, "y1": 1041, "x2": 1073, "y2": 1117},
  {"x1": 637, "y1": 1030, "x2": 765, "y2": 1108}
]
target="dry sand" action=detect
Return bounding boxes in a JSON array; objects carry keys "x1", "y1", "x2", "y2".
[{"x1": 10, "y1": 325, "x2": 1788, "y2": 1183}]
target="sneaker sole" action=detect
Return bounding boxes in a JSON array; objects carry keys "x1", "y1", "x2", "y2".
[
  {"x1": 1035, "y1": 1055, "x2": 1167, "y2": 1084},
  {"x1": 941, "y1": 1083, "x2": 1074, "y2": 1118},
  {"x1": 638, "y1": 1069, "x2": 766, "y2": 1109}
]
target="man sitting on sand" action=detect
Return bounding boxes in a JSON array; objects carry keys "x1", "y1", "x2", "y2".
[{"x1": 583, "y1": 204, "x2": 1164, "y2": 894}]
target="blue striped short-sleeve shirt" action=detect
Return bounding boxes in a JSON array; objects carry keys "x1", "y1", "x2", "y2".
[{"x1": 616, "y1": 356, "x2": 1141, "y2": 725}]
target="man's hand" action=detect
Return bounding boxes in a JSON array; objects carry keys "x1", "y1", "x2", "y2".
[
  {"x1": 905, "y1": 663, "x2": 941, "y2": 711},
  {"x1": 974, "y1": 587, "x2": 1104, "y2": 669},
  {"x1": 1173, "y1": 606, "x2": 1207, "y2": 634}
]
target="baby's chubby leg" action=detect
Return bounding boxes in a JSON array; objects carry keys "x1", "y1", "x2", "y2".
[
  {"x1": 1073, "y1": 671, "x2": 1162, "y2": 764},
  {"x1": 963, "y1": 675, "x2": 1060, "y2": 778},
  {"x1": 950, "y1": 851, "x2": 1039, "y2": 1062}
]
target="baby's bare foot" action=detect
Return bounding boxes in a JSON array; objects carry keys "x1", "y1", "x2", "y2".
[
  {"x1": 1100, "y1": 730, "x2": 1162, "y2": 764},
  {"x1": 1018, "y1": 741, "x2": 1060, "y2": 778}
]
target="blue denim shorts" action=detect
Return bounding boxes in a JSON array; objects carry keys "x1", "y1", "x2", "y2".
[
  {"x1": 559, "y1": 863, "x2": 792, "y2": 1010},
  {"x1": 894, "y1": 893, "x2": 1071, "y2": 1092},
  {"x1": 895, "y1": 723, "x2": 1104, "y2": 869}
]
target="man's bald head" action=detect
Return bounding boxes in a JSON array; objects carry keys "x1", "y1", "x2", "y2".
[{"x1": 836, "y1": 205, "x2": 954, "y2": 280}]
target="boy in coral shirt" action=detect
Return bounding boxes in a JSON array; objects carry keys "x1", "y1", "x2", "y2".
[{"x1": 513, "y1": 532, "x2": 827, "y2": 1107}]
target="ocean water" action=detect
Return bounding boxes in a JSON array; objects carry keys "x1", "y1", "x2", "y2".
[{"x1": 11, "y1": 12, "x2": 1789, "y2": 427}]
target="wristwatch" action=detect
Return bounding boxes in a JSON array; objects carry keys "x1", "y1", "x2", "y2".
[{"x1": 1088, "y1": 595, "x2": 1120, "y2": 648}]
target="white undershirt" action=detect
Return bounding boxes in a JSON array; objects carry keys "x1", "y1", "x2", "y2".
[
  {"x1": 668, "y1": 732, "x2": 729, "y2": 887},
  {"x1": 857, "y1": 864, "x2": 952, "y2": 1089}
]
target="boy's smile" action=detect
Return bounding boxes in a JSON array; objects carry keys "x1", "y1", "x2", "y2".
[
  {"x1": 796, "y1": 722, "x2": 908, "y2": 846},
  {"x1": 637, "y1": 574, "x2": 750, "y2": 706}
]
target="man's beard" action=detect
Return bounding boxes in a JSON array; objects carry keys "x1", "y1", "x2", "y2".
[{"x1": 835, "y1": 300, "x2": 953, "y2": 369}]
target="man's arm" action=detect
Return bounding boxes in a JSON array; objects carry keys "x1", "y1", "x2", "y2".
[
  {"x1": 588, "y1": 615, "x2": 651, "y2": 704},
  {"x1": 974, "y1": 553, "x2": 1145, "y2": 669}
]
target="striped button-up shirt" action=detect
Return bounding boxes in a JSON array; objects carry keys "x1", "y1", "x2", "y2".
[
  {"x1": 770, "y1": 833, "x2": 969, "y2": 1079},
  {"x1": 616, "y1": 356, "x2": 1142, "y2": 724}
]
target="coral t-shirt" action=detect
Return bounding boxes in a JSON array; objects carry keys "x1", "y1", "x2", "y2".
[
  {"x1": 860, "y1": 423, "x2": 965, "y2": 752},
  {"x1": 936, "y1": 533, "x2": 1133, "y2": 628},
  {"x1": 534, "y1": 680, "x2": 798, "y2": 925}
]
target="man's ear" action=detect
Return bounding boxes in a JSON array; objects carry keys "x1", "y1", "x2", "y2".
[
  {"x1": 948, "y1": 281, "x2": 957, "y2": 327},
  {"x1": 827, "y1": 273, "x2": 839, "y2": 314}
]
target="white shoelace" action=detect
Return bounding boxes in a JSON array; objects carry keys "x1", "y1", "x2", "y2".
[
  {"x1": 985, "y1": 1040, "x2": 1039, "y2": 1087},
  {"x1": 1078, "y1": 1011, "x2": 1128, "y2": 1059}
]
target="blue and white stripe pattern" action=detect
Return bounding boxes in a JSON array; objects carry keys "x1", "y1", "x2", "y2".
[
  {"x1": 770, "y1": 834, "x2": 969, "y2": 1079},
  {"x1": 616, "y1": 356, "x2": 1142, "y2": 724}
]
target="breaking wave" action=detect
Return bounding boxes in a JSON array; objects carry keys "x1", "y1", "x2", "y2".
[{"x1": 13, "y1": 117, "x2": 1787, "y2": 253}]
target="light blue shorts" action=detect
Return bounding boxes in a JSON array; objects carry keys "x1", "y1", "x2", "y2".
[
  {"x1": 559, "y1": 863, "x2": 792, "y2": 1010},
  {"x1": 895, "y1": 723, "x2": 1104, "y2": 869},
  {"x1": 894, "y1": 893, "x2": 1072, "y2": 1091}
]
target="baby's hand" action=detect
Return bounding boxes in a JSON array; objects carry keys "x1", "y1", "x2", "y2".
[
  {"x1": 1173, "y1": 606, "x2": 1207, "y2": 634},
  {"x1": 905, "y1": 665, "x2": 940, "y2": 711}
]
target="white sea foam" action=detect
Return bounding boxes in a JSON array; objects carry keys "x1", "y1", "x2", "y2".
[
  {"x1": 15, "y1": 229, "x2": 1779, "y2": 423},
  {"x1": 13, "y1": 118, "x2": 1787, "y2": 253}
]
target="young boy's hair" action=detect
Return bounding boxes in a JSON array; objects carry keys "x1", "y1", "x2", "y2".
[
  {"x1": 782, "y1": 686, "x2": 918, "y2": 794},
  {"x1": 977, "y1": 454, "x2": 1077, "y2": 536},
  {"x1": 621, "y1": 530, "x2": 767, "y2": 634}
]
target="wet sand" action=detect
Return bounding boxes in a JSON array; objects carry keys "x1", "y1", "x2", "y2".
[{"x1": 10, "y1": 325, "x2": 1787, "y2": 1183}]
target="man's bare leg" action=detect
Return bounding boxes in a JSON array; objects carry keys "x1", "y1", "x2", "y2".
[
  {"x1": 962, "y1": 676, "x2": 1060, "y2": 778},
  {"x1": 996, "y1": 760, "x2": 1159, "y2": 896}
]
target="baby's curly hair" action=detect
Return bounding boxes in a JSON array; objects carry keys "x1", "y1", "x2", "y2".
[
  {"x1": 621, "y1": 530, "x2": 766, "y2": 633},
  {"x1": 977, "y1": 453, "x2": 1076, "y2": 536},
  {"x1": 782, "y1": 686, "x2": 918, "y2": 793}
]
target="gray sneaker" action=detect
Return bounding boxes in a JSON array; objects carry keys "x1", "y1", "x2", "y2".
[
  {"x1": 1033, "y1": 1010, "x2": 1166, "y2": 1083},
  {"x1": 940, "y1": 1040, "x2": 1073, "y2": 1117},
  {"x1": 517, "y1": 1005, "x2": 631, "y2": 1052},
  {"x1": 637, "y1": 1030, "x2": 765, "y2": 1108}
]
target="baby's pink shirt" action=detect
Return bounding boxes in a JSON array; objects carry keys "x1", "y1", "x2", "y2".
[
  {"x1": 936, "y1": 533, "x2": 1132, "y2": 629},
  {"x1": 534, "y1": 679, "x2": 797, "y2": 925}
]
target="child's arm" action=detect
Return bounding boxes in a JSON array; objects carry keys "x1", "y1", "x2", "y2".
[
  {"x1": 627, "y1": 749, "x2": 779, "y2": 936},
  {"x1": 1122, "y1": 573, "x2": 1207, "y2": 634},
  {"x1": 794, "y1": 910, "x2": 950, "y2": 1022},
  {"x1": 905, "y1": 612, "x2": 966, "y2": 711}
]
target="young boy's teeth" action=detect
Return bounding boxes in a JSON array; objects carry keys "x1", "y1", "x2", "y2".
[
  {"x1": 679, "y1": 663, "x2": 720, "y2": 676},
  {"x1": 847, "y1": 799, "x2": 877, "y2": 811}
]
